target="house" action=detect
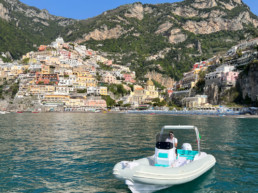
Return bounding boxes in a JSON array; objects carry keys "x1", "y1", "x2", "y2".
[
  {"x1": 182, "y1": 95, "x2": 208, "y2": 108},
  {"x1": 35, "y1": 72, "x2": 59, "y2": 85},
  {"x1": 221, "y1": 71, "x2": 239, "y2": 87},
  {"x1": 55, "y1": 86, "x2": 74, "y2": 95},
  {"x1": 181, "y1": 71, "x2": 198, "y2": 89},
  {"x1": 66, "y1": 96, "x2": 86, "y2": 107},
  {"x1": 205, "y1": 65, "x2": 235, "y2": 87},
  {"x1": 102, "y1": 73, "x2": 117, "y2": 84},
  {"x1": 58, "y1": 75, "x2": 77, "y2": 86},
  {"x1": 29, "y1": 85, "x2": 55, "y2": 95},
  {"x1": 98, "y1": 87, "x2": 108, "y2": 96},
  {"x1": 87, "y1": 87, "x2": 97, "y2": 95},
  {"x1": 42, "y1": 94, "x2": 69, "y2": 106},
  {"x1": 77, "y1": 74, "x2": 97, "y2": 88},
  {"x1": 38, "y1": 45, "x2": 47, "y2": 51},
  {"x1": 41, "y1": 64, "x2": 55, "y2": 74},
  {"x1": 123, "y1": 73, "x2": 136, "y2": 83},
  {"x1": 85, "y1": 97, "x2": 107, "y2": 109}
]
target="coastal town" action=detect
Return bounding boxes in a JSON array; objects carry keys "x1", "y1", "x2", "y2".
[{"x1": 0, "y1": 37, "x2": 257, "y2": 114}]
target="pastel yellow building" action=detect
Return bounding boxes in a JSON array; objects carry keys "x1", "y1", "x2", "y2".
[
  {"x1": 129, "y1": 80, "x2": 160, "y2": 105},
  {"x1": 145, "y1": 79, "x2": 159, "y2": 99},
  {"x1": 43, "y1": 95, "x2": 69, "y2": 104},
  {"x1": 99, "y1": 87, "x2": 107, "y2": 96},
  {"x1": 77, "y1": 75, "x2": 97, "y2": 87},
  {"x1": 11, "y1": 65, "x2": 29, "y2": 76},
  {"x1": 29, "y1": 85, "x2": 55, "y2": 95},
  {"x1": 76, "y1": 71, "x2": 91, "y2": 77},
  {"x1": 66, "y1": 96, "x2": 87, "y2": 107}
]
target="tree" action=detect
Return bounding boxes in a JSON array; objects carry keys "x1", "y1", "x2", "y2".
[{"x1": 102, "y1": 95, "x2": 116, "y2": 107}]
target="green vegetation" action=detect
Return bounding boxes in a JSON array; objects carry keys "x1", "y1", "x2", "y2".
[
  {"x1": 0, "y1": 84, "x2": 4, "y2": 99},
  {"x1": 77, "y1": 89, "x2": 87, "y2": 93},
  {"x1": 8, "y1": 82, "x2": 19, "y2": 99},
  {"x1": 98, "y1": 62, "x2": 112, "y2": 71},
  {"x1": 193, "y1": 70, "x2": 207, "y2": 94},
  {"x1": 108, "y1": 84, "x2": 129, "y2": 97},
  {"x1": 152, "y1": 98, "x2": 166, "y2": 107},
  {"x1": 152, "y1": 79, "x2": 166, "y2": 90},
  {"x1": 22, "y1": 58, "x2": 30, "y2": 64},
  {"x1": 102, "y1": 95, "x2": 116, "y2": 107}
]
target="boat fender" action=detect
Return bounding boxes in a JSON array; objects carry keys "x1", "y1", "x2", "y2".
[{"x1": 121, "y1": 161, "x2": 139, "y2": 169}]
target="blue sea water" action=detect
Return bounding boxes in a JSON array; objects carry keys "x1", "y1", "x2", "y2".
[{"x1": 0, "y1": 113, "x2": 257, "y2": 192}]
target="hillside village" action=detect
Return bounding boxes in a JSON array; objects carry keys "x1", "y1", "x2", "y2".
[{"x1": 0, "y1": 37, "x2": 257, "y2": 113}]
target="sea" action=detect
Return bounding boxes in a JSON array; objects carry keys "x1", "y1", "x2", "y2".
[{"x1": 0, "y1": 113, "x2": 257, "y2": 193}]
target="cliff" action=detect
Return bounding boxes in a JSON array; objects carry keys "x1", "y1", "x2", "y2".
[{"x1": 237, "y1": 61, "x2": 258, "y2": 103}]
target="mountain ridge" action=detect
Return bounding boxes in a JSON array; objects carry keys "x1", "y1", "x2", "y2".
[{"x1": 0, "y1": 0, "x2": 258, "y2": 79}]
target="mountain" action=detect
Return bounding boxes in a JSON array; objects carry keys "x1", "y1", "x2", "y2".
[
  {"x1": 0, "y1": 0, "x2": 74, "y2": 58},
  {"x1": 1, "y1": 0, "x2": 258, "y2": 79}
]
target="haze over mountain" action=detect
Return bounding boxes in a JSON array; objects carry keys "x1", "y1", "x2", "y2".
[{"x1": 0, "y1": 0, "x2": 258, "y2": 79}]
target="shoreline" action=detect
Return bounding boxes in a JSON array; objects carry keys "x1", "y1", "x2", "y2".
[{"x1": 2, "y1": 111, "x2": 258, "y2": 118}]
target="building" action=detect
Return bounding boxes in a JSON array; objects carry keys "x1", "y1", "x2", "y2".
[
  {"x1": 102, "y1": 73, "x2": 117, "y2": 84},
  {"x1": 98, "y1": 87, "x2": 108, "y2": 96},
  {"x1": 181, "y1": 71, "x2": 198, "y2": 89},
  {"x1": 35, "y1": 72, "x2": 59, "y2": 85},
  {"x1": 221, "y1": 71, "x2": 239, "y2": 87},
  {"x1": 182, "y1": 95, "x2": 208, "y2": 108},
  {"x1": 145, "y1": 79, "x2": 159, "y2": 100},
  {"x1": 205, "y1": 65, "x2": 235, "y2": 87},
  {"x1": 42, "y1": 95, "x2": 69, "y2": 106},
  {"x1": 123, "y1": 73, "x2": 136, "y2": 83},
  {"x1": 85, "y1": 97, "x2": 107, "y2": 109},
  {"x1": 29, "y1": 85, "x2": 55, "y2": 95},
  {"x1": 66, "y1": 96, "x2": 86, "y2": 107},
  {"x1": 129, "y1": 80, "x2": 160, "y2": 106},
  {"x1": 77, "y1": 74, "x2": 97, "y2": 88}
]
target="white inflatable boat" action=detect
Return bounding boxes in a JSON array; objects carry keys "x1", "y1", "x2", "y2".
[{"x1": 113, "y1": 125, "x2": 216, "y2": 193}]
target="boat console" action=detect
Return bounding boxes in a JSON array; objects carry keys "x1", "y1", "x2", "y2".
[{"x1": 155, "y1": 133, "x2": 177, "y2": 167}]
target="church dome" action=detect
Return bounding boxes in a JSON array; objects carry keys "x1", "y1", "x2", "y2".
[{"x1": 147, "y1": 79, "x2": 154, "y2": 86}]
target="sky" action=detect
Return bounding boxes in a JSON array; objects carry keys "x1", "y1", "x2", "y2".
[{"x1": 20, "y1": 0, "x2": 258, "y2": 20}]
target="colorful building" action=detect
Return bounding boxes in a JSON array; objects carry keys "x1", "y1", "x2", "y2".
[{"x1": 35, "y1": 72, "x2": 59, "y2": 85}]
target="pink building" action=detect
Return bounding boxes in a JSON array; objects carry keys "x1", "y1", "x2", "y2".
[
  {"x1": 85, "y1": 99, "x2": 107, "y2": 109},
  {"x1": 104, "y1": 60, "x2": 113, "y2": 66},
  {"x1": 123, "y1": 73, "x2": 136, "y2": 83},
  {"x1": 221, "y1": 71, "x2": 239, "y2": 86}
]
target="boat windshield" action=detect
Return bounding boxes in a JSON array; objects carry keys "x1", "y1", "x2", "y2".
[
  {"x1": 155, "y1": 125, "x2": 201, "y2": 153},
  {"x1": 156, "y1": 131, "x2": 172, "y2": 143}
]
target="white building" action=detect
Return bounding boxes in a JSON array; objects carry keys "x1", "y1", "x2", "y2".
[{"x1": 205, "y1": 65, "x2": 235, "y2": 86}]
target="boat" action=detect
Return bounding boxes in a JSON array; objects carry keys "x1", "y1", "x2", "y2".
[
  {"x1": 16, "y1": 111, "x2": 23, "y2": 113},
  {"x1": 113, "y1": 125, "x2": 216, "y2": 193}
]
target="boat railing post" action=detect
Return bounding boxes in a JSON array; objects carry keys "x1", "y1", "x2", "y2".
[{"x1": 194, "y1": 127, "x2": 201, "y2": 155}]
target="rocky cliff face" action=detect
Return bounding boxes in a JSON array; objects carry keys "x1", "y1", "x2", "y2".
[
  {"x1": 75, "y1": 0, "x2": 258, "y2": 44},
  {"x1": 145, "y1": 71, "x2": 175, "y2": 88},
  {"x1": 0, "y1": 3, "x2": 9, "y2": 21},
  {"x1": 238, "y1": 62, "x2": 258, "y2": 102},
  {"x1": 204, "y1": 83, "x2": 220, "y2": 105},
  {"x1": 0, "y1": 0, "x2": 74, "y2": 26}
]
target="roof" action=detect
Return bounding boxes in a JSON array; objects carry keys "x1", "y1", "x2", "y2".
[{"x1": 146, "y1": 79, "x2": 154, "y2": 86}]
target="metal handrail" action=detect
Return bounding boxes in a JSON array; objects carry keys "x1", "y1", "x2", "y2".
[{"x1": 160, "y1": 125, "x2": 201, "y2": 155}]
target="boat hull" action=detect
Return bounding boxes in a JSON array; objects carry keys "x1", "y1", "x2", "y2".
[{"x1": 113, "y1": 154, "x2": 216, "y2": 192}]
